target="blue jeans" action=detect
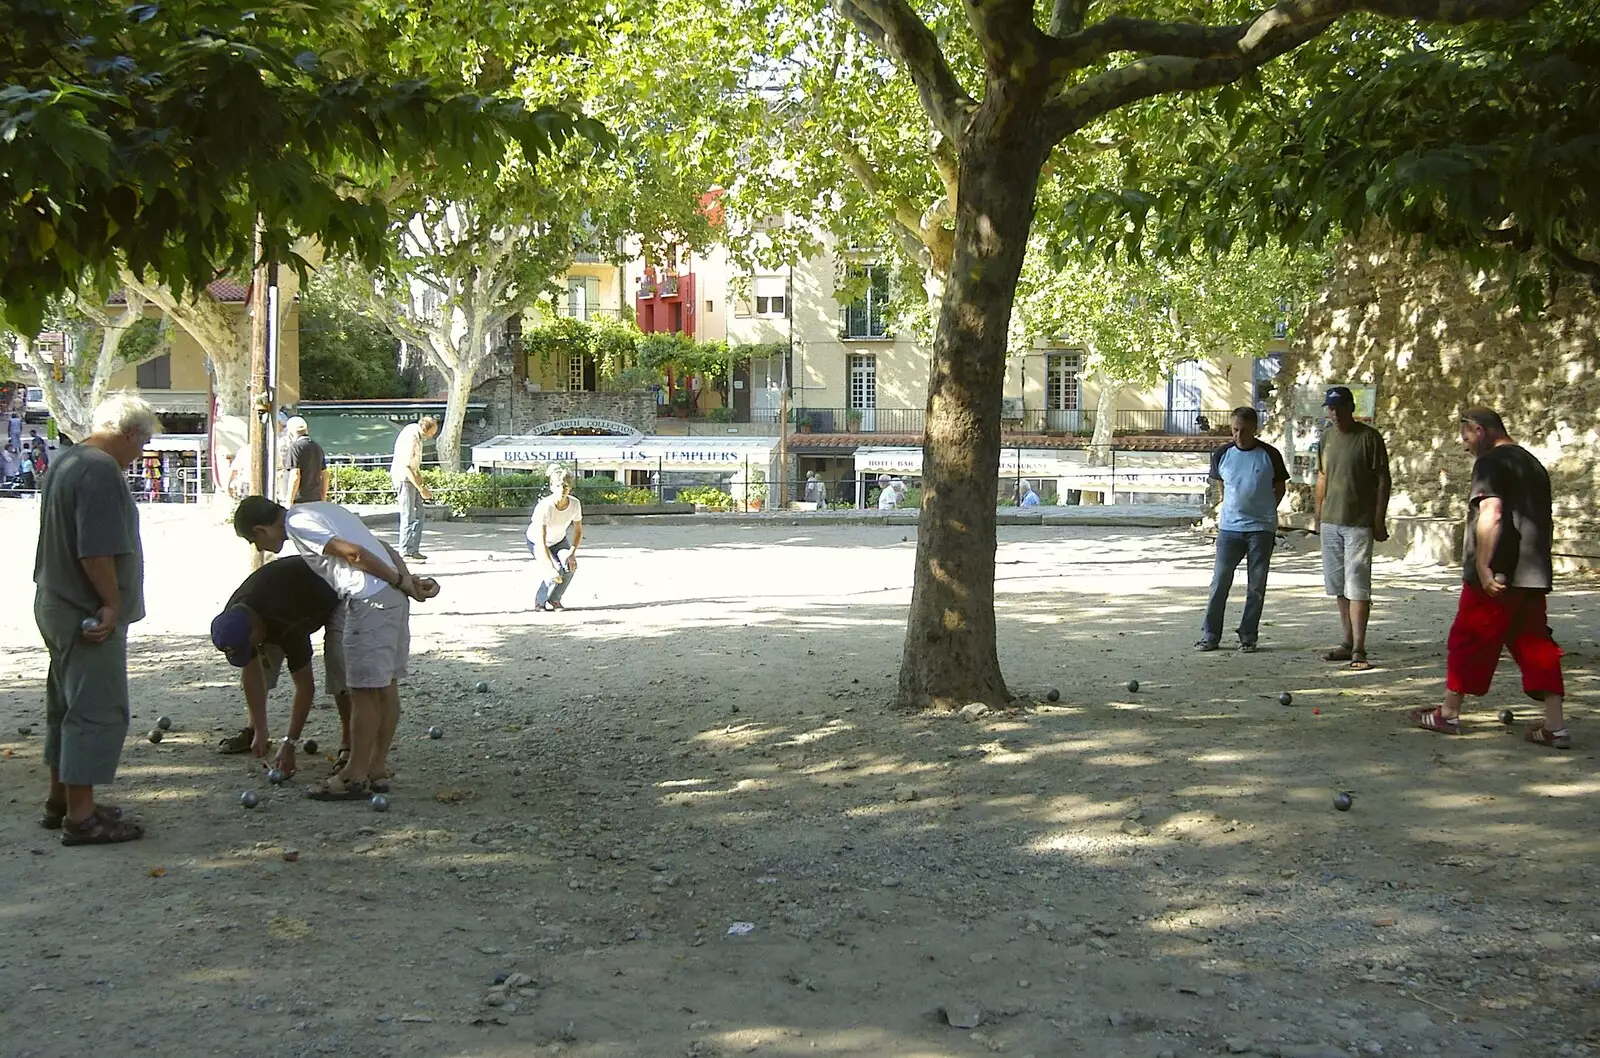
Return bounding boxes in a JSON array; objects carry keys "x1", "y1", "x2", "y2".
[
  {"x1": 528, "y1": 536, "x2": 575, "y2": 608},
  {"x1": 1202, "y1": 530, "x2": 1276, "y2": 646},
  {"x1": 397, "y1": 480, "x2": 424, "y2": 556}
]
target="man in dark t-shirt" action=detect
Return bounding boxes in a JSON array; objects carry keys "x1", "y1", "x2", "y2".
[
  {"x1": 1410, "y1": 408, "x2": 1568, "y2": 748},
  {"x1": 284, "y1": 416, "x2": 327, "y2": 505},
  {"x1": 210, "y1": 555, "x2": 350, "y2": 776}
]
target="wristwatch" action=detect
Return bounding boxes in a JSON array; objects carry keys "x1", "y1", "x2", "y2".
[{"x1": 280, "y1": 736, "x2": 301, "y2": 747}]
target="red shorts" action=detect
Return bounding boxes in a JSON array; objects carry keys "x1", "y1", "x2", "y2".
[{"x1": 1446, "y1": 582, "x2": 1564, "y2": 700}]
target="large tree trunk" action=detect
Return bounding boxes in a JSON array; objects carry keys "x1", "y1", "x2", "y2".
[
  {"x1": 436, "y1": 367, "x2": 475, "y2": 472},
  {"x1": 1086, "y1": 378, "x2": 1122, "y2": 467},
  {"x1": 124, "y1": 273, "x2": 248, "y2": 416},
  {"x1": 898, "y1": 118, "x2": 1046, "y2": 711}
]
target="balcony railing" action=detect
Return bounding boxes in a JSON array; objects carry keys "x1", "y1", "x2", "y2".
[{"x1": 784, "y1": 407, "x2": 1234, "y2": 437}]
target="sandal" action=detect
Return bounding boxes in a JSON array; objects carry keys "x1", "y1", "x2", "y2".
[
  {"x1": 1323, "y1": 645, "x2": 1354, "y2": 662},
  {"x1": 1348, "y1": 651, "x2": 1373, "y2": 670},
  {"x1": 1524, "y1": 724, "x2": 1572, "y2": 750},
  {"x1": 369, "y1": 771, "x2": 394, "y2": 794},
  {"x1": 218, "y1": 727, "x2": 254, "y2": 754},
  {"x1": 61, "y1": 812, "x2": 145, "y2": 846},
  {"x1": 1194, "y1": 639, "x2": 1219, "y2": 652},
  {"x1": 1409, "y1": 707, "x2": 1461, "y2": 735},
  {"x1": 307, "y1": 777, "x2": 371, "y2": 801},
  {"x1": 41, "y1": 801, "x2": 122, "y2": 830}
]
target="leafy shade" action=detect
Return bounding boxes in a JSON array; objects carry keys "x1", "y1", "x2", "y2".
[
  {"x1": 0, "y1": 0, "x2": 608, "y2": 331},
  {"x1": 297, "y1": 274, "x2": 409, "y2": 400},
  {"x1": 1066, "y1": 15, "x2": 1600, "y2": 309}
]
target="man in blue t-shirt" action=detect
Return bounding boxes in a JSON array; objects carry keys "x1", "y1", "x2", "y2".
[{"x1": 1199, "y1": 406, "x2": 1290, "y2": 652}]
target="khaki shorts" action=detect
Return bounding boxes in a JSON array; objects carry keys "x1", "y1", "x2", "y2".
[
  {"x1": 1321, "y1": 523, "x2": 1374, "y2": 602},
  {"x1": 259, "y1": 610, "x2": 350, "y2": 699},
  {"x1": 342, "y1": 588, "x2": 410, "y2": 689}
]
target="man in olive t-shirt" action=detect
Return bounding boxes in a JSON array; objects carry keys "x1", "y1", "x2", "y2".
[
  {"x1": 1314, "y1": 386, "x2": 1391, "y2": 670},
  {"x1": 33, "y1": 394, "x2": 157, "y2": 845}
]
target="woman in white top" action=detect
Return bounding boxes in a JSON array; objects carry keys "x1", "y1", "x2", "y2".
[{"x1": 526, "y1": 465, "x2": 584, "y2": 611}]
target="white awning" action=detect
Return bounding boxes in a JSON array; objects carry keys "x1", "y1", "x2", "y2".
[
  {"x1": 472, "y1": 434, "x2": 778, "y2": 471},
  {"x1": 144, "y1": 433, "x2": 208, "y2": 453},
  {"x1": 854, "y1": 446, "x2": 1076, "y2": 477}
]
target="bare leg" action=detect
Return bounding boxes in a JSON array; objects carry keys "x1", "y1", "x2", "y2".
[
  {"x1": 1542, "y1": 694, "x2": 1566, "y2": 731},
  {"x1": 339, "y1": 689, "x2": 381, "y2": 785},
  {"x1": 335, "y1": 691, "x2": 352, "y2": 751},
  {"x1": 1350, "y1": 600, "x2": 1372, "y2": 655},
  {"x1": 370, "y1": 682, "x2": 400, "y2": 778},
  {"x1": 1439, "y1": 689, "x2": 1465, "y2": 721},
  {"x1": 65, "y1": 783, "x2": 97, "y2": 823},
  {"x1": 49, "y1": 768, "x2": 65, "y2": 807},
  {"x1": 1337, "y1": 596, "x2": 1353, "y2": 648}
]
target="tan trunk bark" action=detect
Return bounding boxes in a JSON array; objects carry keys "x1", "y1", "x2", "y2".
[{"x1": 898, "y1": 119, "x2": 1046, "y2": 711}]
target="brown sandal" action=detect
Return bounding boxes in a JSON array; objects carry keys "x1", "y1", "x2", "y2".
[
  {"x1": 41, "y1": 802, "x2": 123, "y2": 830},
  {"x1": 61, "y1": 812, "x2": 145, "y2": 846}
]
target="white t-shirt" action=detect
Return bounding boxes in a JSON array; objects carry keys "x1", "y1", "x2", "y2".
[
  {"x1": 878, "y1": 485, "x2": 899, "y2": 510},
  {"x1": 286, "y1": 501, "x2": 396, "y2": 600},
  {"x1": 390, "y1": 423, "x2": 423, "y2": 487},
  {"x1": 526, "y1": 494, "x2": 583, "y2": 549}
]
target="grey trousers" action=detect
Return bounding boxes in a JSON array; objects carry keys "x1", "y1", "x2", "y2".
[
  {"x1": 397, "y1": 480, "x2": 425, "y2": 555},
  {"x1": 36, "y1": 594, "x2": 131, "y2": 786}
]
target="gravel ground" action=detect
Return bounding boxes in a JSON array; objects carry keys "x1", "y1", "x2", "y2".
[{"x1": 1, "y1": 502, "x2": 1597, "y2": 1058}]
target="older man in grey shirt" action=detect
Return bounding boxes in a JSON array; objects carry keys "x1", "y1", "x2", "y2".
[{"x1": 34, "y1": 394, "x2": 156, "y2": 845}]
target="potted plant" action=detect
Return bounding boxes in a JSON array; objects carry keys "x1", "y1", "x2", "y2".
[
  {"x1": 796, "y1": 413, "x2": 813, "y2": 434},
  {"x1": 845, "y1": 409, "x2": 862, "y2": 432}
]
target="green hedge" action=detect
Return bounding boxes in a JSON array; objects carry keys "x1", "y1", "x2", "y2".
[
  {"x1": 678, "y1": 485, "x2": 734, "y2": 510},
  {"x1": 325, "y1": 466, "x2": 661, "y2": 514}
]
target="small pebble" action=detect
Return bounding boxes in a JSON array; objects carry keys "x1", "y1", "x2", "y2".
[{"x1": 1126, "y1": 679, "x2": 1139, "y2": 693}]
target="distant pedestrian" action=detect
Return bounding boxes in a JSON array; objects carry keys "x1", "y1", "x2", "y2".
[
  {"x1": 390, "y1": 416, "x2": 437, "y2": 561},
  {"x1": 527, "y1": 465, "x2": 583, "y2": 612},
  {"x1": 283, "y1": 416, "x2": 326, "y2": 505},
  {"x1": 1, "y1": 442, "x2": 18, "y2": 483},
  {"x1": 804, "y1": 471, "x2": 827, "y2": 508},
  {"x1": 1314, "y1": 386, "x2": 1390, "y2": 670},
  {"x1": 1018, "y1": 479, "x2": 1040, "y2": 507},
  {"x1": 1198, "y1": 407, "x2": 1289, "y2": 653},
  {"x1": 34, "y1": 393, "x2": 156, "y2": 845},
  {"x1": 1411, "y1": 409, "x2": 1569, "y2": 747}
]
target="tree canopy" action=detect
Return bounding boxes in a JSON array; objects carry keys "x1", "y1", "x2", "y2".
[{"x1": 0, "y1": 0, "x2": 607, "y2": 331}]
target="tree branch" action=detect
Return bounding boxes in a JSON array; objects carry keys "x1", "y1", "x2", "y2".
[
  {"x1": 1048, "y1": 0, "x2": 1089, "y2": 36},
  {"x1": 1043, "y1": 0, "x2": 1542, "y2": 79},
  {"x1": 1040, "y1": 19, "x2": 1335, "y2": 144},
  {"x1": 830, "y1": 0, "x2": 976, "y2": 142},
  {"x1": 840, "y1": 140, "x2": 938, "y2": 272}
]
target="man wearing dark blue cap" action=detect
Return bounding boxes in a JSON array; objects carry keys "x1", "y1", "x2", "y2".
[
  {"x1": 1314, "y1": 385, "x2": 1391, "y2": 670},
  {"x1": 211, "y1": 556, "x2": 349, "y2": 778}
]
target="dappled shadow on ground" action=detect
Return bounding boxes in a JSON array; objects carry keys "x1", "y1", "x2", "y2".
[{"x1": 1, "y1": 518, "x2": 1597, "y2": 1058}]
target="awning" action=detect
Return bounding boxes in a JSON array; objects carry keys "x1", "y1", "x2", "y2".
[
  {"x1": 144, "y1": 433, "x2": 208, "y2": 453},
  {"x1": 473, "y1": 434, "x2": 778, "y2": 471},
  {"x1": 854, "y1": 446, "x2": 1076, "y2": 477}
]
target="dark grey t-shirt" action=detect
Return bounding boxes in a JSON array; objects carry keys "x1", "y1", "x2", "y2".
[
  {"x1": 289, "y1": 436, "x2": 326, "y2": 503},
  {"x1": 33, "y1": 444, "x2": 146, "y2": 622},
  {"x1": 1463, "y1": 443, "x2": 1554, "y2": 592}
]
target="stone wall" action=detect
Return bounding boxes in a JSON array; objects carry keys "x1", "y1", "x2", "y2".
[
  {"x1": 1279, "y1": 230, "x2": 1600, "y2": 565},
  {"x1": 468, "y1": 376, "x2": 658, "y2": 441}
]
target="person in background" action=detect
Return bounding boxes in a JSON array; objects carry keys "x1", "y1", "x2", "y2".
[
  {"x1": 1018, "y1": 479, "x2": 1041, "y2": 507},
  {"x1": 877, "y1": 475, "x2": 899, "y2": 510},
  {"x1": 390, "y1": 415, "x2": 437, "y2": 561},
  {"x1": 34, "y1": 393, "x2": 157, "y2": 845},
  {"x1": 527, "y1": 465, "x2": 584, "y2": 612},
  {"x1": 1, "y1": 442, "x2": 18, "y2": 484},
  {"x1": 804, "y1": 471, "x2": 827, "y2": 508},
  {"x1": 1198, "y1": 406, "x2": 1290, "y2": 653},
  {"x1": 283, "y1": 416, "x2": 327, "y2": 505},
  {"x1": 1314, "y1": 385, "x2": 1391, "y2": 671},
  {"x1": 1410, "y1": 409, "x2": 1569, "y2": 748}
]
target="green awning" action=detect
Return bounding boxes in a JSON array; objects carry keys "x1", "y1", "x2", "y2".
[{"x1": 301, "y1": 414, "x2": 410, "y2": 458}]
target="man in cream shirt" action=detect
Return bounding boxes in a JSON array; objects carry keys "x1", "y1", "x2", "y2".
[{"x1": 390, "y1": 416, "x2": 437, "y2": 560}]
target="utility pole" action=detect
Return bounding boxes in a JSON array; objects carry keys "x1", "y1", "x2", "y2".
[
  {"x1": 247, "y1": 220, "x2": 271, "y2": 567},
  {"x1": 777, "y1": 265, "x2": 793, "y2": 511}
]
